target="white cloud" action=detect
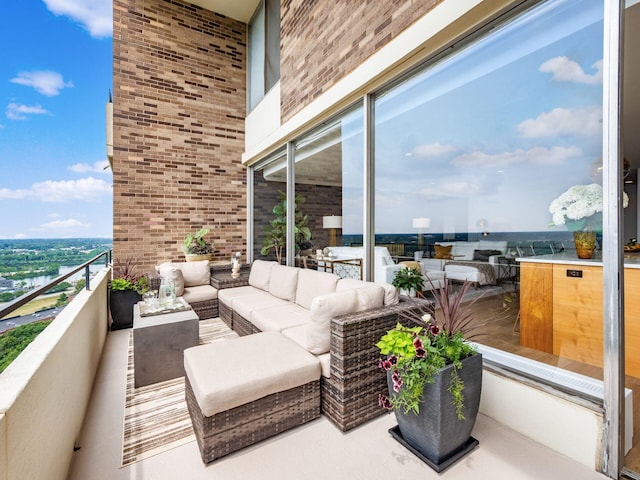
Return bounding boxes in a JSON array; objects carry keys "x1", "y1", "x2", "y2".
[
  {"x1": 418, "y1": 181, "x2": 481, "y2": 199},
  {"x1": 517, "y1": 105, "x2": 601, "y2": 138},
  {"x1": 43, "y1": 0, "x2": 113, "y2": 38},
  {"x1": 6, "y1": 103, "x2": 50, "y2": 120},
  {"x1": 411, "y1": 142, "x2": 455, "y2": 157},
  {"x1": 452, "y1": 146, "x2": 581, "y2": 168},
  {"x1": 0, "y1": 177, "x2": 112, "y2": 202},
  {"x1": 10, "y1": 70, "x2": 73, "y2": 96},
  {"x1": 69, "y1": 160, "x2": 110, "y2": 174},
  {"x1": 539, "y1": 56, "x2": 603, "y2": 85},
  {"x1": 40, "y1": 218, "x2": 90, "y2": 230}
]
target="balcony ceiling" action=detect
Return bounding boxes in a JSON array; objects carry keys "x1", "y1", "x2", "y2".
[{"x1": 187, "y1": 0, "x2": 260, "y2": 23}]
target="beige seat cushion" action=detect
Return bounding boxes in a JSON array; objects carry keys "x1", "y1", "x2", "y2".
[
  {"x1": 250, "y1": 303, "x2": 311, "y2": 332},
  {"x1": 184, "y1": 331, "x2": 321, "y2": 417},
  {"x1": 295, "y1": 269, "x2": 340, "y2": 310},
  {"x1": 248, "y1": 260, "x2": 276, "y2": 291},
  {"x1": 182, "y1": 284, "x2": 217, "y2": 304},
  {"x1": 218, "y1": 285, "x2": 263, "y2": 308},
  {"x1": 268, "y1": 265, "x2": 299, "y2": 302},
  {"x1": 281, "y1": 326, "x2": 331, "y2": 379},
  {"x1": 233, "y1": 293, "x2": 289, "y2": 321},
  {"x1": 157, "y1": 264, "x2": 185, "y2": 296}
]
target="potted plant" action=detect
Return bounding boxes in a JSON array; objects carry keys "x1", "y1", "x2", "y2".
[
  {"x1": 110, "y1": 258, "x2": 148, "y2": 331},
  {"x1": 391, "y1": 266, "x2": 424, "y2": 297},
  {"x1": 376, "y1": 279, "x2": 483, "y2": 471},
  {"x1": 183, "y1": 227, "x2": 214, "y2": 262},
  {"x1": 261, "y1": 192, "x2": 312, "y2": 263},
  {"x1": 297, "y1": 240, "x2": 314, "y2": 257}
]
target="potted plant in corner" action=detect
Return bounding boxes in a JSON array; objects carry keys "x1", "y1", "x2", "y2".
[
  {"x1": 183, "y1": 227, "x2": 214, "y2": 262},
  {"x1": 261, "y1": 192, "x2": 312, "y2": 264},
  {"x1": 110, "y1": 258, "x2": 149, "y2": 331},
  {"x1": 376, "y1": 279, "x2": 484, "y2": 472},
  {"x1": 391, "y1": 266, "x2": 424, "y2": 297}
]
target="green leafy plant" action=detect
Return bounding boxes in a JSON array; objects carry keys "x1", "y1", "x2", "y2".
[
  {"x1": 183, "y1": 227, "x2": 214, "y2": 255},
  {"x1": 260, "y1": 192, "x2": 312, "y2": 263},
  {"x1": 376, "y1": 279, "x2": 484, "y2": 419},
  {"x1": 391, "y1": 266, "x2": 424, "y2": 292},
  {"x1": 111, "y1": 257, "x2": 148, "y2": 294}
]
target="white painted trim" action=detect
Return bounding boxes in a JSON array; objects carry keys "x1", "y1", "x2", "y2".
[{"x1": 243, "y1": 0, "x2": 488, "y2": 164}]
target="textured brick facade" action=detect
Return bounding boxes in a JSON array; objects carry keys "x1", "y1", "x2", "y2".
[
  {"x1": 113, "y1": 0, "x2": 246, "y2": 272},
  {"x1": 280, "y1": 0, "x2": 442, "y2": 121}
]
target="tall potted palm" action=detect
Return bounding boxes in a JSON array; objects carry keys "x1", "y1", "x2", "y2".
[{"x1": 376, "y1": 279, "x2": 484, "y2": 472}]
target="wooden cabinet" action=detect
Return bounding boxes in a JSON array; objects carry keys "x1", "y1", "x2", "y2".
[{"x1": 520, "y1": 260, "x2": 640, "y2": 378}]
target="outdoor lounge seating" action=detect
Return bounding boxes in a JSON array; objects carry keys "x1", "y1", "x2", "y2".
[
  {"x1": 184, "y1": 331, "x2": 322, "y2": 464},
  {"x1": 183, "y1": 258, "x2": 424, "y2": 461},
  {"x1": 149, "y1": 260, "x2": 218, "y2": 319}
]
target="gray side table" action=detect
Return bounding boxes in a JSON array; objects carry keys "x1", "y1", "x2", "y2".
[{"x1": 133, "y1": 303, "x2": 199, "y2": 388}]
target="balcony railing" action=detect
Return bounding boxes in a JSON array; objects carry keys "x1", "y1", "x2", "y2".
[{"x1": 0, "y1": 251, "x2": 112, "y2": 480}]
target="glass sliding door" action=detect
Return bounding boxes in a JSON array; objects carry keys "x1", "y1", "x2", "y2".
[
  {"x1": 252, "y1": 149, "x2": 287, "y2": 263},
  {"x1": 374, "y1": 0, "x2": 606, "y2": 382},
  {"x1": 292, "y1": 106, "x2": 364, "y2": 277}
]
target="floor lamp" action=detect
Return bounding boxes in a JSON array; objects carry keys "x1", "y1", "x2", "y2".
[
  {"x1": 323, "y1": 215, "x2": 342, "y2": 247},
  {"x1": 412, "y1": 217, "x2": 430, "y2": 251}
]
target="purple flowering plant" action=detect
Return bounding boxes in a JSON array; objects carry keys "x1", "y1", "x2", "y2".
[{"x1": 376, "y1": 279, "x2": 484, "y2": 419}]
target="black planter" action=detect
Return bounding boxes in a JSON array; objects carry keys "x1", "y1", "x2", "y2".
[
  {"x1": 388, "y1": 353, "x2": 482, "y2": 470},
  {"x1": 109, "y1": 289, "x2": 141, "y2": 331}
]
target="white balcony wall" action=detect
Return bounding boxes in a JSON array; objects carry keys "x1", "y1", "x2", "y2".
[
  {"x1": 245, "y1": 81, "x2": 281, "y2": 156},
  {"x1": 0, "y1": 268, "x2": 110, "y2": 480}
]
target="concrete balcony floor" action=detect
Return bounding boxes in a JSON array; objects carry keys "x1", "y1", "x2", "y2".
[{"x1": 68, "y1": 327, "x2": 609, "y2": 480}]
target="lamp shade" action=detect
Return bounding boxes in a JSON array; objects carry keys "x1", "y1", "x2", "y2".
[
  {"x1": 412, "y1": 217, "x2": 430, "y2": 229},
  {"x1": 323, "y1": 215, "x2": 342, "y2": 229}
]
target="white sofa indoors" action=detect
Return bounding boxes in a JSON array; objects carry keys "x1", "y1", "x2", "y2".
[
  {"x1": 213, "y1": 259, "x2": 424, "y2": 432},
  {"x1": 421, "y1": 240, "x2": 508, "y2": 286},
  {"x1": 324, "y1": 246, "x2": 394, "y2": 283}
]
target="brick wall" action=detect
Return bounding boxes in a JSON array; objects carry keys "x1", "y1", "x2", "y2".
[
  {"x1": 280, "y1": 0, "x2": 442, "y2": 122},
  {"x1": 113, "y1": 0, "x2": 247, "y2": 272}
]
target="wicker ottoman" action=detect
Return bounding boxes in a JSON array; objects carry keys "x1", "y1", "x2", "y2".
[{"x1": 184, "y1": 331, "x2": 322, "y2": 464}]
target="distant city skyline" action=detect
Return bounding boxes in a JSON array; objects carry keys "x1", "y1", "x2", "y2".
[{"x1": 0, "y1": 1, "x2": 112, "y2": 239}]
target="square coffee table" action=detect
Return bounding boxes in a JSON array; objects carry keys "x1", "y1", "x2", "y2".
[{"x1": 133, "y1": 301, "x2": 199, "y2": 388}]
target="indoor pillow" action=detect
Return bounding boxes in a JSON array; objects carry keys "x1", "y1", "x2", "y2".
[
  {"x1": 157, "y1": 264, "x2": 185, "y2": 296},
  {"x1": 434, "y1": 244, "x2": 453, "y2": 259}
]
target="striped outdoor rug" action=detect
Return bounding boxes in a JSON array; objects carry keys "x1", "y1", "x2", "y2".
[{"x1": 121, "y1": 318, "x2": 238, "y2": 466}]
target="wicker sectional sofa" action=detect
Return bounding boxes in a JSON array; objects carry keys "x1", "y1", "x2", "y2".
[{"x1": 215, "y1": 260, "x2": 424, "y2": 431}]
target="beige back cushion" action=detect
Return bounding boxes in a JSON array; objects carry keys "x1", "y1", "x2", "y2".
[
  {"x1": 177, "y1": 260, "x2": 210, "y2": 287},
  {"x1": 336, "y1": 278, "x2": 398, "y2": 305},
  {"x1": 354, "y1": 284, "x2": 385, "y2": 310},
  {"x1": 268, "y1": 265, "x2": 299, "y2": 302},
  {"x1": 249, "y1": 260, "x2": 276, "y2": 291},
  {"x1": 308, "y1": 289, "x2": 359, "y2": 355},
  {"x1": 295, "y1": 269, "x2": 340, "y2": 310},
  {"x1": 157, "y1": 264, "x2": 185, "y2": 296}
]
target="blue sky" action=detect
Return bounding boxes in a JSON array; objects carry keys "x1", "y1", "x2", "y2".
[{"x1": 0, "y1": 0, "x2": 112, "y2": 239}]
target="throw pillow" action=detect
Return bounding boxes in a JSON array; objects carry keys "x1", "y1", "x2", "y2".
[
  {"x1": 399, "y1": 261, "x2": 422, "y2": 273},
  {"x1": 157, "y1": 264, "x2": 185, "y2": 296},
  {"x1": 434, "y1": 244, "x2": 453, "y2": 259},
  {"x1": 472, "y1": 249, "x2": 502, "y2": 262},
  {"x1": 308, "y1": 289, "x2": 359, "y2": 354}
]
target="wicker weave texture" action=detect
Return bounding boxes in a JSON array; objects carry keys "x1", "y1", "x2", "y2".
[
  {"x1": 186, "y1": 376, "x2": 321, "y2": 464},
  {"x1": 232, "y1": 311, "x2": 261, "y2": 336},
  {"x1": 219, "y1": 301, "x2": 233, "y2": 328},
  {"x1": 322, "y1": 301, "x2": 426, "y2": 430}
]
